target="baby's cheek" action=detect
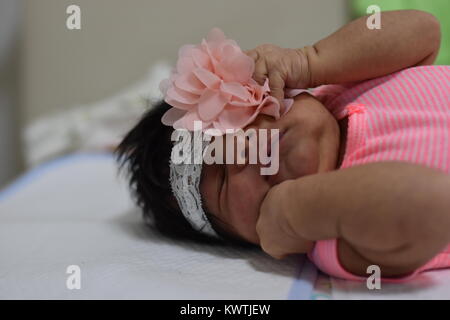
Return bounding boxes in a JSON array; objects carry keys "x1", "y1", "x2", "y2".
[
  {"x1": 232, "y1": 192, "x2": 259, "y2": 225},
  {"x1": 293, "y1": 141, "x2": 320, "y2": 176},
  {"x1": 229, "y1": 187, "x2": 261, "y2": 242},
  {"x1": 280, "y1": 138, "x2": 319, "y2": 181}
]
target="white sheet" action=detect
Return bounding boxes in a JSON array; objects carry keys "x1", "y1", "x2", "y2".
[
  {"x1": 0, "y1": 153, "x2": 314, "y2": 299},
  {"x1": 3, "y1": 153, "x2": 449, "y2": 300}
]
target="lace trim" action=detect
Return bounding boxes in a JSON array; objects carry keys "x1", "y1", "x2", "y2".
[{"x1": 169, "y1": 131, "x2": 218, "y2": 238}]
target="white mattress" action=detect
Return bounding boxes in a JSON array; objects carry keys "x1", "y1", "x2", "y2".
[
  {"x1": 0, "y1": 153, "x2": 316, "y2": 299},
  {"x1": 2, "y1": 153, "x2": 450, "y2": 300}
]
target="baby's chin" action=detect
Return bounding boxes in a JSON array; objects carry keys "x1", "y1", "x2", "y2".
[{"x1": 243, "y1": 228, "x2": 260, "y2": 246}]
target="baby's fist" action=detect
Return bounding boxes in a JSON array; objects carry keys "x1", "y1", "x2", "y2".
[
  {"x1": 244, "y1": 44, "x2": 311, "y2": 107},
  {"x1": 256, "y1": 181, "x2": 314, "y2": 259}
]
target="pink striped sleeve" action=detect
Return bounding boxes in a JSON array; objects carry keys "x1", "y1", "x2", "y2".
[
  {"x1": 308, "y1": 240, "x2": 450, "y2": 283},
  {"x1": 308, "y1": 66, "x2": 450, "y2": 282}
]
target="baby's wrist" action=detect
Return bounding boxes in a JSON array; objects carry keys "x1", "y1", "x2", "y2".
[
  {"x1": 296, "y1": 46, "x2": 322, "y2": 89},
  {"x1": 276, "y1": 179, "x2": 306, "y2": 238},
  {"x1": 280, "y1": 176, "x2": 331, "y2": 241}
]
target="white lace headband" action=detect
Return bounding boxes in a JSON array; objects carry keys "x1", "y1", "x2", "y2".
[{"x1": 169, "y1": 131, "x2": 219, "y2": 238}]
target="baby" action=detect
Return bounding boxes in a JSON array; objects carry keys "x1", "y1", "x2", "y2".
[{"x1": 117, "y1": 10, "x2": 450, "y2": 282}]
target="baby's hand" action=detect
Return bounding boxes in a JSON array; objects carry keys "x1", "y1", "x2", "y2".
[
  {"x1": 245, "y1": 44, "x2": 310, "y2": 107},
  {"x1": 256, "y1": 181, "x2": 314, "y2": 259}
]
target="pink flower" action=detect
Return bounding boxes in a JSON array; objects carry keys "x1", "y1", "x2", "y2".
[{"x1": 160, "y1": 28, "x2": 294, "y2": 134}]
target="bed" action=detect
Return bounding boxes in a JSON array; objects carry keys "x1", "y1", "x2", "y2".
[
  {"x1": 2, "y1": 152, "x2": 450, "y2": 300},
  {"x1": 4, "y1": 54, "x2": 450, "y2": 300},
  {"x1": 0, "y1": 153, "x2": 318, "y2": 299}
]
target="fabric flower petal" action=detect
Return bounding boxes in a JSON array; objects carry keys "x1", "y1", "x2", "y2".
[
  {"x1": 206, "y1": 28, "x2": 227, "y2": 43},
  {"x1": 193, "y1": 68, "x2": 221, "y2": 89},
  {"x1": 178, "y1": 44, "x2": 195, "y2": 58},
  {"x1": 216, "y1": 51, "x2": 254, "y2": 84},
  {"x1": 165, "y1": 97, "x2": 195, "y2": 110},
  {"x1": 167, "y1": 86, "x2": 200, "y2": 105},
  {"x1": 174, "y1": 73, "x2": 205, "y2": 95},
  {"x1": 161, "y1": 108, "x2": 187, "y2": 126},
  {"x1": 200, "y1": 39, "x2": 219, "y2": 72},
  {"x1": 228, "y1": 99, "x2": 253, "y2": 107},
  {"x1": 198, "y1": 89, "x2": 229, "y2": 121},
  {"x1": 220, "y1": 82, "x2": 251, "y2": 101},
  {"x1": 257, "y1": 96, "x2": 281, "y2": 118},
  {"x1": 217, "y1": 105, "x2": 256, "y2": 130},
  {"x1": 176, "y1": 56, "x2": 196, "y2": 74},
  {"x1": 174, "y1": 110, "x2": 211, "y2": 131},
  {"x1": 191, "y1": 48, "x2": 212, "y2": 70}
]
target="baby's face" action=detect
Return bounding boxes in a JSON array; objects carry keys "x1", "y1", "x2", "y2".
[{"x1": 200, "y1": 93, "x2": 340, "y2": 244}]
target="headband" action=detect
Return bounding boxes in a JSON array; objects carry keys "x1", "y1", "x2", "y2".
[{"x1": 169, "y1": 130, "x2": 217, "y2": 237}]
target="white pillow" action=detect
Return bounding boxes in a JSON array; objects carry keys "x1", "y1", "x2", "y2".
[{"x1": 23, "y1": 61, "x2": 172, "y2": 168}]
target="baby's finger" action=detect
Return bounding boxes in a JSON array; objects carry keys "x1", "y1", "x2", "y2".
[
  {"x1": 268, "y1": 72, "x2": 286, "y2": 107},
  {"x1": 270, "y1": 253, "x2": 286, "y2": 260},
  {"x1": 244, "y1": 49, "x2": 258, "y2": 62},
  {"x1": 253, "y1": 58, "x2": 268, "y2": 85},
  {"x1": 259, "y1": 241, "x2": 284, "y2": 260}
]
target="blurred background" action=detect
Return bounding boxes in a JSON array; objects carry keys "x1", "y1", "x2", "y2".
[{"x1": 0, "y1": 0, "x2": 449, "y2": 188}]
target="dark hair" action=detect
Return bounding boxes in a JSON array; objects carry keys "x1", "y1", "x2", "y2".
[{"x1": 116, "y1": 100, "x2": 256, "y2": 248}]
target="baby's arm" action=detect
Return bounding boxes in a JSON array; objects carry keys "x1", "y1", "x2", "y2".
[
  {"x1": 301, "y1": 10, "x2": 441, "y2": 87},
  {"x1": 262, "y1": 162, "x2": 450, "y2": 277},
  {"x1": 246, "y1": 10, "x2": 440, "y2": 105}
]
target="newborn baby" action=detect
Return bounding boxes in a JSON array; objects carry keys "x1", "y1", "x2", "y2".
[{"x1": 118, "y1": 10, "x2": 450, "y2": 282}]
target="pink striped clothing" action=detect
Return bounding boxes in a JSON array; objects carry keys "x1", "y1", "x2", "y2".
[{"x1": 306, "y1": 65, "x2": 450, "y2": 282}]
